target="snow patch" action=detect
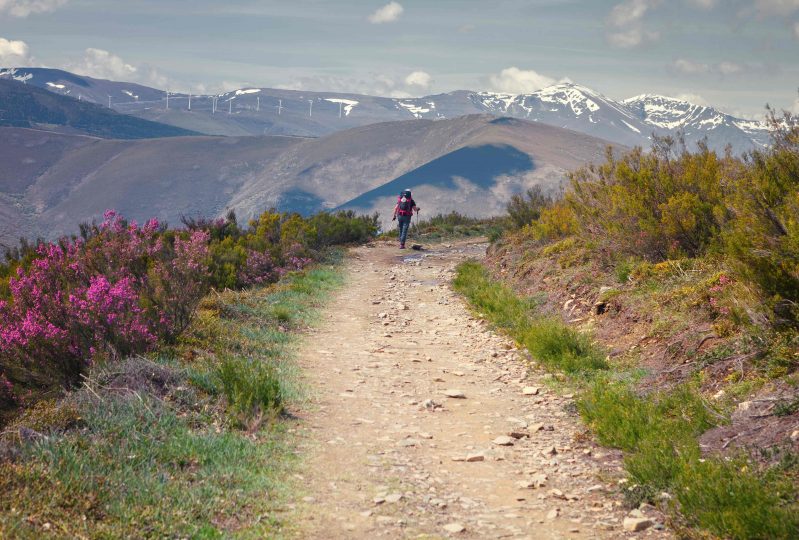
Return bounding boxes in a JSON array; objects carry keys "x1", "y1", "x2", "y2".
[
  {"x1": 621, "y1": 120, "x2": 641, "y2": 133},
  {"x1": 398, "y1": 101, "x2": 430, "y2": 118},
  {"x1": 476, "y1": 92, "x2": 518, "y2": 111},
  {"x1": 324, "y1": 98, "x2": 359, "y2": 116},
  {"x1": 235, "y1": 88, "x2": 261, "y2": 96},
  {"x1": 46, "y1": 82, "x2": 65, "y2": 89},
  {"x1": 0, "y1": 68, "x2": 32, "y2": 83}
]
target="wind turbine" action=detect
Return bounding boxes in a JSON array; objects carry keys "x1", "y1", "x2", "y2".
[
  {"x1": 308, "y1": 99, "x2": 313, "y2": 117},
  {"x1": 338, "y1": 101, "x2": 343, "y2": 118},
  {"x1": 165, "y1": 90, "x2": 169, "y2": 110},
  {"x1": 107, "y1": 95, "x2": 112, "y2": 108},
  {"x1": 256, "y1": 96, "x2": 260, "y2": 112},
  {"x1": 278, "y1": 99, "x2": 283, "y2": 115},
  {"x1": 188, "y1": 92, "x2": 192, "y2": 111},
  {"x1": 228, "y1": 99, "x2": 232, "y2": 114}
]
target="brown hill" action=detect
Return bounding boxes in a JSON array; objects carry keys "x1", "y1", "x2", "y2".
[{"x1": 0, "y1": 115, "x2": 616, "y2": 243}]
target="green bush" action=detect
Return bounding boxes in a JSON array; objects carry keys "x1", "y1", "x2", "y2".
[
  {"x1": 567, "y1": 141, "x2": 729, "y2": 260},
  {"x1": 215, "y1": 357, "x2": 283, "y2": 423},
  {"x1": 385, "y1": 211, "x2": 503, "y2": 240},
  {"x1": 506, "y1": 186, "x2": 552, "y2": 229},
  {"x1": 578, "y1": 377, "x2": 799, "y2": 537},
  {"x1": 187, "y1": 209, "x2": 377, "y2": 290},
  {"x1": 522, "y1": 319, "x2": 607, "y2": 373},
  {"x1": 578, "y1": 381, "x2": 715, "y2": 454},
  {"x1": 676, "y1": 456, "x2": 799, "y2": 540},
  {"x1": 725, "y1": 116, "x2": 799, "y2": 323}
]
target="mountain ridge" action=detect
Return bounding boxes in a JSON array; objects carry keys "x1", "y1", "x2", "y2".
[
  {"x1": 1, "y1": 67, "x2": 772, "y2": 153},
  {"x1": 0, "y1": 77, "x2": 198, "y2": 139}
]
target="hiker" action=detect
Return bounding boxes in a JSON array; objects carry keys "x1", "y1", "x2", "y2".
[{"x1": 392, "y1": 189, "x2": 419, "y2": 249}]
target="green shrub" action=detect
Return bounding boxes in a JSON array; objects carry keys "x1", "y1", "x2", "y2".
[
  {"x1": 578, "y1": 382, "x2": 716, "y2": 454},
  {"x1": 215, "y1": 357, "x2": 283, "y2": 423},
  {"x1": 676, "y1": 456, "x2": 799, "y2": 540},
  {"x1": 521, "y1": 319, "x2": 607, "y2": 373},
  {"x1": 615, "y1": 258, "x2": 636, "y2": 283},
  {"x1": 196, "y1": 209, "x2": 377, "y2": 290},
  {"x1": 567, "y1": 141, "x2": 730, "y2": 261},
  {"x1": 725, "y1": 117, "x2": 799, "y2": 324},
  {"x1": 384, "y1": 212, "x2": 503, "y2": 240},
  {"x1": 523, "y1": 199, "x2": 579, "y2": 241},
  {"x1": 506, "y1": 186, "x2": 552, "y2": 229}
]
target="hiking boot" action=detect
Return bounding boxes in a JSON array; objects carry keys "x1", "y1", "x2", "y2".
[{"x1": 400, "y1": 243, "x2": 405, "y2": 249}]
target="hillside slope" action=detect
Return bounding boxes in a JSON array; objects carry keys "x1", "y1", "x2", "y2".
[
  {"x1": 0, "y1": 79, "x2": 197, "y2": 139},
  {"x1": 0, "y1": 115, "x2": 613, "y2": 241}
]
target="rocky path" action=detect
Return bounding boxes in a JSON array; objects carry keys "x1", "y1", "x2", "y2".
[{"x1": 292, "y1": 240, "x2": 668, "y2": 539}]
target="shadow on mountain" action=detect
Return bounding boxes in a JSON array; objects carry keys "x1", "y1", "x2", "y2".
[
  {"x1": 277, "y1": 188, "x2": 326, "y2": 215},
  {"x1": 338, "y1": 144, "x2": 534, "y2": 210}
]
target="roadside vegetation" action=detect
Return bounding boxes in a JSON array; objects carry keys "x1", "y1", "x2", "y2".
[
  {"x1": 381, "y1": 211, "x2": 504, "y2": 242},
  {"x1": 0, "y1": 208, "x2": 374, "y2": 537},
  {"x1": 455, "y1": 112, "x2": 799, "y2": 539}
]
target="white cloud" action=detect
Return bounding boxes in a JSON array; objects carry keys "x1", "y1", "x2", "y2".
[
  {"x1": 718, "y1": 61, "x2": 742, "y2": 75},
  {"x1": 607, "y1": 27, "x2": 660, "y2": 47},
  {"x1": 489, "y1": 67, "x2": 556, "y2": 94},
  {"x1": 607, "y1": 0, "x2": 655, "y2": 26},
  {"x1": 368, "y1": 1, "x2": 403, "y2": 23},
  {"x1": 0, "y1": 0, "x2": 66, "y2": 17},
  {"x1": 404, "y1": 70, "x2": 431, "y2": 88},
  {"x1": 278, "y1": 73, "x2": 396, "y2": 97},
  {"x1": 278, "y1": 69, "x2": 437, "y2": 98},
  {"x1": 0, "y1": 36, "x2": 31, "y2": 66},
  {"x1": 64, "y1": 47, "x2": 172, "y2": 89},
  {"x1": 606, "y1": 0, "x2": 661, "y2": 47},
  {"x1": 793, "y1": 20, "x2": 799, "y2": 38},
  {"x1": 671, "y1": 58, "x2": 755, "y2": 77},
  {"x1": 672, "y1": 58, "x2": 710, "y2": 74},
  {"x1": 72, "y1": 48, "x2": 136, "y2": 80}
]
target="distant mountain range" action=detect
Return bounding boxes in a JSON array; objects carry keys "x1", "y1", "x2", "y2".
[
  {"x1": 0, "y1": 115, "x2": 610, "y2": 242},
  {"x1": 1, "y1": 67, "x2": 772, "y2": 153},
  {"x1": 0, "y1": 77, "x2": 196, "y2": 139}
]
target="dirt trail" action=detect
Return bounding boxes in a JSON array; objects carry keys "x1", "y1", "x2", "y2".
[{"x1": 292, "y1": 240, "x2": 668, "y2": 539}]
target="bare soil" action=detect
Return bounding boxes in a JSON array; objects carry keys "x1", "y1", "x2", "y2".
[{"x1": 290, "y1": 240, "x2": 670, "y2": 539}]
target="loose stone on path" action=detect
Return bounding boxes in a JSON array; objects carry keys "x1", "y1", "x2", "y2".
[{"x1": 292, "y1": 240, "x2": 671, "y2": 539}]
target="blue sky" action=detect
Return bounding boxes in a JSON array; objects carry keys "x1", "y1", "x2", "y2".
[{"x1": 1, "y1": 0, "x2": 798, "y2": 118}]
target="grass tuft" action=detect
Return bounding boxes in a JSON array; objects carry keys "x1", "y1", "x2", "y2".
[
  {"x1": 453, "y1": 261, "x2": 606, "y2": 374},
  {"x1": 216, "y1": 356, "x2": 283, "y2": 424}
]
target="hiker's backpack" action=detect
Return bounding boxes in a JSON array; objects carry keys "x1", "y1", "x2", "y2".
[{"x1": 397, "y1": 190, "x2": 414, "y2": 216}]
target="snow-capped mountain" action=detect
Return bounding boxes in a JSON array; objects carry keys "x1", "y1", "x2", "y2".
[
  {"x1": 0, "y1": 67, "x2": 773, "y2": 153},
  {"x1": 623, "y1": 94, "x2": 770, "y2": 150},
  {"x1": 0, "y1": 67, "x2": 166, "y2": 105},
  {"x1": 467, "y1": 83, "x2": 651, "y2": 148}
]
